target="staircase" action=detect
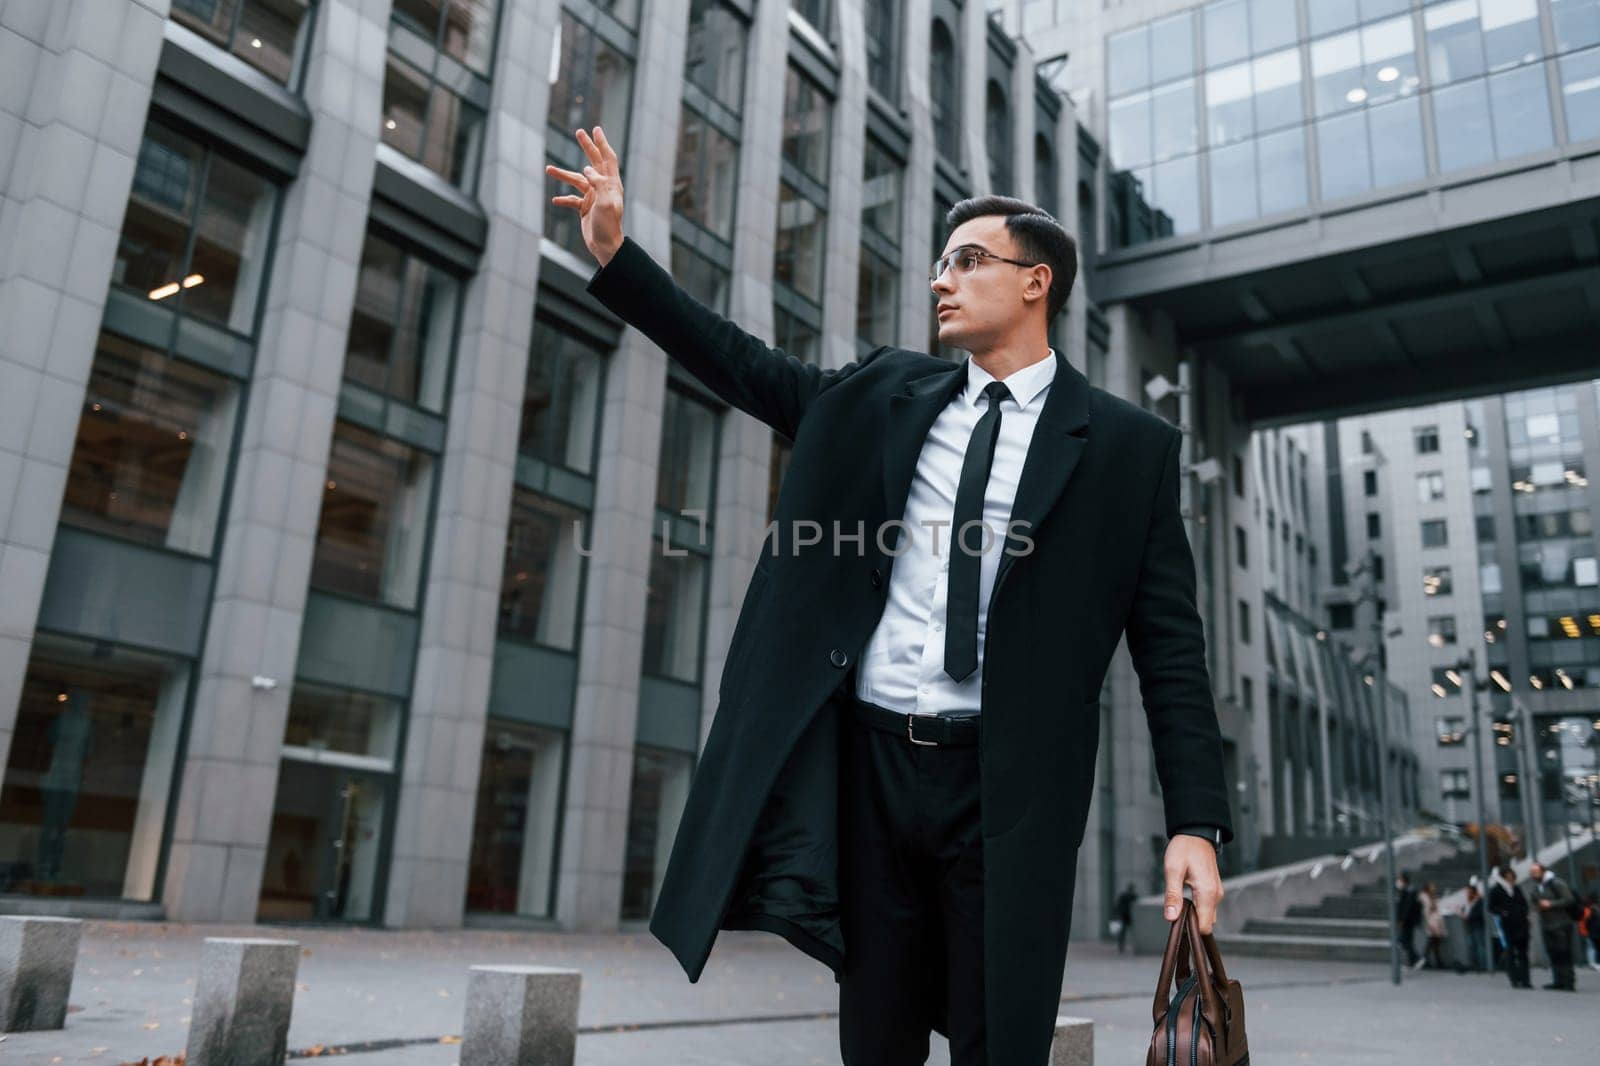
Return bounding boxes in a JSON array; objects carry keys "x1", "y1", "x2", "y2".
[{"x1": 1216, "y1": 848, "x2": 1483, "y2": 962}]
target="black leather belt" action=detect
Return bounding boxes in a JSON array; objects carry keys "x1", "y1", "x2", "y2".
[{"x1": 850, "y1": 697, "x2": 980, "y2": 747}]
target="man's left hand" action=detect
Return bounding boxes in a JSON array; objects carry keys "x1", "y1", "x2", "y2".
[{"x1": 1163, "y1": 835, "x2": 1224, "y2": 933}]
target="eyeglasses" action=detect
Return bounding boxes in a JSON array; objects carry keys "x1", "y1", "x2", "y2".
[{"x1": 929, "y1": 246, "x2": 1040, "y2": 285}]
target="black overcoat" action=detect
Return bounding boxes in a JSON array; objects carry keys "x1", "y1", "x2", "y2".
[{"x1": 585, "y1": 236, "x2": 1232, "y2": 1064}]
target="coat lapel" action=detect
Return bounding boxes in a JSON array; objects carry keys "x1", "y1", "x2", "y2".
[
  {"x1": 992, "y1": 350, "x2": 1090, "y2": 595},
  {"x1": 881, "y1": 349, "x2": 1091, "y2": 589}
]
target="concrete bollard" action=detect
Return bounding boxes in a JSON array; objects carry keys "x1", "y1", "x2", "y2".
[
  {"x1": 0, "y1": 915, "x2": 82, "y2": 1032},
  {"x1": 1050, "y1": 1014, "x2": 1094, "y2": 1065},
  {"x1": 185, "y1": 937, "x2": 299, "y2": 1066},
  {"x1": 461, "y1": 964, "x2": 581, "y2": 1066}
]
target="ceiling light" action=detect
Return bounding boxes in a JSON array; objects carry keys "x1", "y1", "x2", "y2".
[
  {"x1": 385, "y1": 119, "x2": 397, "y2": 130},
  {"x1": 182, "y1": 273, "x2": 204, "y2": 288},
  {"x1": 251, "y1": 38, "x2": 263, "y2": 49},
  {"x1": 149, "y1": 282, "x2": 180, "y2": 300},
  {"x1": 1346, "y1": 87, "x2": 1368, "y2": 104},
  {"x1": 1377, "y1": 66, "x2": 1399, "y2": 82}
]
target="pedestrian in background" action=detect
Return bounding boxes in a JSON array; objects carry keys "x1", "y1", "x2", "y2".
[
  {"x1": 1580, "y1": 892, "x2": 1599, "y2": 973},
  {"x1": 1396, "y1": 871, "x2": 1422, "y2": 968},
  {"x1": 1528, "y1": 862, "x2": 1577, "y2": 991},
  {"x1": 1420, "y1": 881, "x2": 1446, "y2": 971},
  {"x1": 1460, "y1": 883, "x2": 1487, "y2": 973},
  {"x1": 1112, "y1": 883, "x2": 1137, "y2": 954},
  {"x1": 1488, "y1": 866, "x2": 1531, "y2": 990}
]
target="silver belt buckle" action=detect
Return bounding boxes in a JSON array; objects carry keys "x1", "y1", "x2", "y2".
[{"x1": 906, "y1": 712, "x2": 941, "y2": 746}]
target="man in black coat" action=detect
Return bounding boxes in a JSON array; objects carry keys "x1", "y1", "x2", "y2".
[
  {"x1": 548, "y1": 126, "x2": 1231, "y2": 1064},
  {"x1": 1488, "y1": 866, "x2": 1532, "y2": 989},
  {"x1": 1529, "y1": 862, "x2": 1577, "y2": 990}
]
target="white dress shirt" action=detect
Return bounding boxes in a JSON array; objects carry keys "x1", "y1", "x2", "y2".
[{"x1": 855, "y1": 348, "x2": 1057, "y2": 716}]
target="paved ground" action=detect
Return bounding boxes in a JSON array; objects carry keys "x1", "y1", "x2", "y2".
[{"x1": 2, "y1": 922, "x2": 1594, "y2": 1064}]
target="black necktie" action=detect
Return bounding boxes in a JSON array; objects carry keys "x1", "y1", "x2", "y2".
[{"x1": 945, "y1": 380, "x2": 1011, "y2": 682}]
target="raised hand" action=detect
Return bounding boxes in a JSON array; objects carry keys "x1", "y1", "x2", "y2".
[{"x1": 546, "y1": 126, "x2": 626, "y2": 267}]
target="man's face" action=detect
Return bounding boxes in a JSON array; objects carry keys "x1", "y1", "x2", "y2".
[
  {"x1": 930, "y1": 217, "x2": 1051, "y2": 352},
  {"x1": 1530, "y1": 863, "x2": 1545, "y2": 880}
]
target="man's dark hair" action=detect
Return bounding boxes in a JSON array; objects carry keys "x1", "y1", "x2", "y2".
[{"x1": 944, "y1": 195, "x2": 1078, "y2": 325}]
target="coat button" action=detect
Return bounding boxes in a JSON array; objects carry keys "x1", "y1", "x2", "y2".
[
  {"x1": 870, "y1": 568, "x2": 883, "y2": 588},
  {"x1": 829, "y1": 648, "x2": 848, "y2": 668}
]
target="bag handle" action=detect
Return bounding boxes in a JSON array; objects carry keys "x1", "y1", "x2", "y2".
[
  {"x1": 1150, "y1": 898, "x2": 1192, "y2": 1025},
  {"x1": 1181, "y1": 897, "x2": 1225, "y2": 1026}
]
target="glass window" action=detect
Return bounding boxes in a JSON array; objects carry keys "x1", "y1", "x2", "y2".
[
  {"x1": 1258, "y1": 126, "x2": 1309, "y2": 215},
  {"x1": 1210, "y1": 140, "x2": 1258, "y2": 226},
  {"x1": 931, "y1": 19, "x2": 960, "y2": 161},
  {"x1": 774, "y1": 180, "x2": 827, "y2": 304},
  {"x1": 115, "y1": 124, "x2": 275, "y2": 336},
  {"x1": 687, "y1": 0, "x2": 749, "y2": 114},
  {"x1": 1421, "y1": 518, "x2": 1450, "y2": 546},
  {"x1": 0, "y1": 635, "x2": 191, "y2": 901},
  {"x1": 1312, "y1": 30, "x2": 1366, "y2": 114},
  {"x1": 1145, "y1": 80, "x2": 1194, "y2": 156},
  {"x1": 380, "y1": 52, "x2": 485, "y2": 189},
  {"x1": 776, "y1": 302, "x2": 822, "y2": 366},
  {"x1": 1155, "y1": 155, "x2": 1203, "y2": 235},
  {"x1": 1035, "y1": 135, "x2": 1059, "y2": 220},
  {"x1": 1207, "y1": 62, "x2": 1255, "y2": 145},
  {"x1": 672, "y1": 108, "x2": 740, "y2": 241},
  {"x1": 1562, "y1": 47, "x2": 1600, "y2": 140},
  {"x1": 620, "y1": 745, "x2": 693, "y2": 920},
  {"x1": 61, "y1": 333, "x2": 242, "y2": 555},
  {"x1": 1417, "y1": 470, "x2": 1447, "y2": 501},
  {"x1": 1309, "y1": 0, "x2": 1361, "y2": 37},
  {"x1": 545, "y1": 11, "x2": 635, "y2": 255},
  {"x1": 862, "y1": 136, "x2": 903, "y2": 245},
  {"x1": 1423, "y1": 564, "x2": 1453, "y2": 595},
  {"x1": 1552, "y1": 0, "x2": 1600, "y2": 51},
  {"x1": 671, "y1": 238, "x2": 732, "y2": 314},
  {"x1": 1251, "y1": 0, "x2": 1299, "y2": 53},
  {"x1": 1254, "y1": 48, "x2": 1305, "y2": 132},
  {"x1": 793, "y1": 0, "x2": 830, "y2": 36},
  {"x1": 656, "y1": 388, "x2": 718, "y2": 514},
  {"x1": 392, "y1": 0, "x2": 501, "y2": 74},
  {"x1": 1427, "y1": 614, "x2": 1458, "y2": 645},
  {"x1": 987, "y1": 81, "x2": 1012, "y2": 194},
  {"x1": 1318, "y1": 110, "x2": 1372, "y2": 198},
  {"x1": 170, "y1": 0, "x2": 313, "y2": 84},
  {"x1": 1152, "y1": 12, "x2": 1197, "y2": 80},
  {"x1": 282, "y1": 682, "x2": 402, "y2": 762},
  {"x1": 344, "y1": 231, "x2": 459, "y2": 412},
  {"x1": 466, "y1": 721, "x2": 565, "y2": 915},
  {"x1": 521, "y1": 320, "x2": 606, "y2": 476},
  {"x1": 1482, "y1": 0, "x2": 1543, "y2": 70},
  {"x1": 1434, "y1": 71, "x2": 1514, "y2": 171},
  {"x1": 1369, "y1": 95, "x2": 1427, "y2": 186},
  {"x1": 310, "y1": 421, "x2": 436, "y2": 610},
  {"x1": 1109, "y1": 24, "x2": 1152, "y2": 98},
  {"x1": 782, "y1": 65, "x2": 832, "y2": 182},
  {"x1": 857, "y1": 245, "x2": 899, "y2": 351},
  {"x1": 1362, "y1": 17, "x2": 1419, "y2": 106},
  {"x1": 1487, "y1": 63, "x2": 1555, "y2": 158},
  {"x1": 865, "y1": 0, "x2": 900, "y2": 103},
  {"x1": 1205, "y1": 0, "x2": 1250, "y2": 68},
  {"x1": 499, "y1": 488, "x2": 586, "y2": 650},
  {"x1": 642, "y1": 540, "x2": 707, "y2": 683}
]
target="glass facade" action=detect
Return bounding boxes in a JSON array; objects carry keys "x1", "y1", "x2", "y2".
[
  {"x1": 382, "y1": 0, "x2": 500, "y2": 190},
  {"x1": 500, "y1": 489, "x2": 588, "y2": 650},
  {"x1": 931, "y1": 17, "x2": 961, "y2": 162},
  {"x1": 620, "y1": 745, "x2": 693, "y2": 920},
  {"x1": 0, "y1": 636, "x2": 191, "y2": 901},
  {"x1": 309, "y1": 421, "x2": 437, "y2": 610},
  {"x1": 169, "y1": 0, "x2": 314, "y2": 85},
  {"x1": 465, "y1": 721, "x2": 565, "y2": 915},
  {"x1": 1107, "y1": 0, "x2": 1600, "y2": 248},
  {"x1": 867, "y1": 1, "x2": 902, "y2": 103},
  {"x1": 345, "y1": 231, "x2": 459, "y2": 413},
  {"x1": 520, "y1": 319, "x2": 606, "y2": 476}
]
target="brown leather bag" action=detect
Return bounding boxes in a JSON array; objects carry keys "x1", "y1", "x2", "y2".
[{"x1": 1146, "y1": 898, "x2": 1249, "y2": 1066}]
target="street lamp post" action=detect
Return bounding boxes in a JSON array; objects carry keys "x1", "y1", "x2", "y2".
[
  {"x1": 1348, "y1": 544, "x2": 1401, "y2": 986},
  {"x1": 1450, "y1": 649, "x2": 1493, "y2": 975}
]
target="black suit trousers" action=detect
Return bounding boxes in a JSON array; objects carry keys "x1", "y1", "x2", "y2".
[{"x1": 834, "y1": 686, "x2": 987, "y2": 1065}]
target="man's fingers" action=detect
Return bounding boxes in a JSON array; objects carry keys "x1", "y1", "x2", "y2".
[
  {"x1": 1163, "y1": 861, "x2": 1184, "y2": 921},
  {"x1": 592, "y1": 125, "x2": 617, "y2": 168},
  {"x1": 576, "y1": 127, "x2": 606, "y2": 172},
  {"x1": 1193, "y1": 878, "x2": 1222, "y2": 934},
  {"x1": 545, "y1": 163, "x2": 589, "y2": 190},
  {"x1": 550, "y1": 194, "x2": 583, "y2": 209}
]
